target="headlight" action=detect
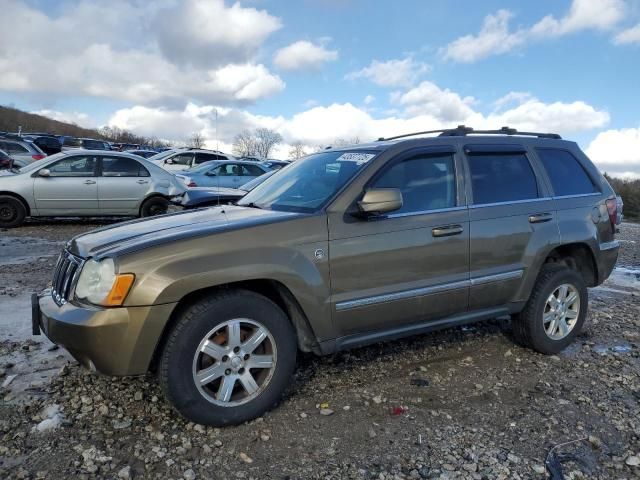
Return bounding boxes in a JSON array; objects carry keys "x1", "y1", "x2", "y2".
[{"x1": 75, "y1": 258, "x2": 135, "y2": 306}]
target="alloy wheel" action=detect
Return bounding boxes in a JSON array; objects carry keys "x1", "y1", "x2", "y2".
[
  {"x1": 543, "y1": 283, "x2": 580, "y2": 340},
  {"x1": 192, "y1": 318, "x2": 277, "y2": 406}
]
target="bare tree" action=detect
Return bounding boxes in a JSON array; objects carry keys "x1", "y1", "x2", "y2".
[
  {"x1": 288, "y1": 141, "x2": 308, "y2": 160},
  {"x1": 232, "y1": 129, "x2": 257, "y2": 157},
  {"x1": 254, "y1": 128, "x2": 283, "y2": 158},
  {"x1": 188, "y1": 132, "x2": 205, "y2": 149}
]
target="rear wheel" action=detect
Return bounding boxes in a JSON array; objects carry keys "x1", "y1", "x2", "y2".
[
  {"x1": 140, "y1": 196, "x2": 169, "y2": 217},
  {"x1": 512, "y1": 264, "x2": 587, "y2": 354},
  {"x1": 159, "y1": 290, "x2": 297, "y2": 426},
  {"x1": 0, "y1": 196, "x2": 26, "y2": 228}
]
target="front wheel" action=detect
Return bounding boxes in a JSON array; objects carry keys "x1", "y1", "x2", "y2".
[
  {"x1": 0, "y1": 196, "x2": 26, "y2": 228},
  {"x1": 512, "y1": 264, "x2": 588, "y2": 354},
  {"x1": 159, "y1": 290, "x2": 297, "y2": 426}
]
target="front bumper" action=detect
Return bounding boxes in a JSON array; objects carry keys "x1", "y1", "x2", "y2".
[{"x1": 33, "y1": 290, "x2": 177, "y2": 376}]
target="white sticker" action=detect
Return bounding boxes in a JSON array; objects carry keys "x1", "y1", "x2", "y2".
[{"x1": 336, "y1": 153, "x2": 375, "y2": 165}]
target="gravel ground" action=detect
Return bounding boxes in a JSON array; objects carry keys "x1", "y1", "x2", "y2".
[{"x1": 0, "y1": 220, "x2": 639, "y2": 479}]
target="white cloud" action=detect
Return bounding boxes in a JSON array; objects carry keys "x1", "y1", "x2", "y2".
[
  {"x1": 32, "y1": 110, "x2": 93, "y2": 128},
  {"x1": 108, "y1": 81, "x2": 609, "y2": 157},
  {"x1": 155, "y1": 0, "x2": 282, "y2": 68},
  {"x1": 363, "y1": 95, "x2": 376, "y2": 105},
  {"x1": 346, "y1": 57, "x2": 430, "y2": 87},
  {"x1": 0, "y1": 1, "x2": 284, "y2": 105},
  {"x1": 394, "y1": 81, "x2": 477, "y2": 122},
  {"x1": 441, "y1": 10, "x2": 526, "y2": 63},
  {"x1": 273, "y1": 41, "x2": 338, "y2": 70},
  {"x1": 531, "y1": 0, "x2": 625, "y2": 37},
  {"x1": 442, "y1": 1, "x2": 626, "y2": 63},
  {"x1": 614, "y1": 23, "x2": 640, "y2": 45},
  {"x1": 587, "y1": 127, "x2": 640, "y2": 178}
]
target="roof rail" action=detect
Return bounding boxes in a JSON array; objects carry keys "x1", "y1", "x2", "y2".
[{"x1": 378, "y1": 125, "x2": 562, "y2": 141}]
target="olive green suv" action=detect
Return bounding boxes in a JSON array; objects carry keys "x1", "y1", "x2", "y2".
[{"x1": 33, "y1": 126, "x2": 621, "y2": 426}]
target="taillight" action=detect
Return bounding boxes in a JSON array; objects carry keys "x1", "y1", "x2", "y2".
[
  {"x1": 605, "y1": 198, "x2": 617, "y2": 228},
  {"x1": 32, "y1": 154, "x2": 46, "y2": 160},
  {"x1": 187, "y1": 181, "x2": 197, "y2": 187}
]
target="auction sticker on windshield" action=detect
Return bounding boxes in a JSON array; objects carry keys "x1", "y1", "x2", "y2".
[{"x1": 336, "y1": 152, "x2": 375, "y2": 165}]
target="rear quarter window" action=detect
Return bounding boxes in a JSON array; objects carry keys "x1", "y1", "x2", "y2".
[{"x1": 536, "y1": 148, "x2": 598, "y2": 196}]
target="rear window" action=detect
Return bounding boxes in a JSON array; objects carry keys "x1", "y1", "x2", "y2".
[
  {"x1": 63, "y1": 137, "x2": 81, "y2": 147},
  {"x1": 82, "y1": 139, "x2": 105, "y2": 149},
  {"x1": 468, "y1": 153, "x2": 539, "y2": 205},
  {"x1": 3, "y1": 141, "x2": 29, "y2": 154},
  {"x1": 536, "y1": 148, "x2": 597, "y2": 197}
]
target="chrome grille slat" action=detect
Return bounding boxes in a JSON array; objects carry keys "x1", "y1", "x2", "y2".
[{"x1": 51, "y1": 250, "x2": 85, "y2": 306}]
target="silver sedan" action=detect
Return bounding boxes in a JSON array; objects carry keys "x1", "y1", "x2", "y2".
[{"x1": 0, "y1": 150, "x2": 185, "y2": 228}]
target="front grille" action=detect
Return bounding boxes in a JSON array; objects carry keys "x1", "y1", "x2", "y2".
[{"x1": 51, "y1": 250, "x2": 84, "y2": 306}]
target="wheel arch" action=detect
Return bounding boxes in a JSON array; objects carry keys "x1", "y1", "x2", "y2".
[
  {"x1": 0, "y1": 191, "x2": 31, "y2": 216},
  {"x1": 149, "y1": 279, "x2": 321, "y2": 372},
  {"x1": 138, "y1": 193, "x2": 170, "y2": 216},
  {"x1": 543, "y1": 242, "x2": 598, "y2": 287}
]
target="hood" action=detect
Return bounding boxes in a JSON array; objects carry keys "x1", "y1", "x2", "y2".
[
  {"x1": 67, "y1": 205, "x2": 303, "y2": 259},
  {"x1": 177, "y1": 187, "x2": 246, "y2": 206}
]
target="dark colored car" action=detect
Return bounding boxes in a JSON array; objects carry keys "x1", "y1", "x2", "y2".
[
  {"x1": 0, "y1": 149, "x2": 13, "y2": 170},
  {"x1": 26, "y1": 135, "x2": 62, "y2": 155},
  {"x1": 34, "y1": 125, "x2": 621, "y2": 427}
]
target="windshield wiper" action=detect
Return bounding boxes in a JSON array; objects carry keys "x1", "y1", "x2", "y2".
[{"x1": 243, "y1": 202, "x2": 263, "y2": 210}]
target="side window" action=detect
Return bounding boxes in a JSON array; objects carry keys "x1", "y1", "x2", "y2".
[
  {"x1": 536, "y1": 148, "x2": 597, "y2": 196},
  {"x1": 213, "y1": 164, "x2": 232, "y2": 175},
  {"x1": 171, "y1": 153, "x2": 194, "y2": 166},
  {"x1": 242, "y1": 164, "x2": 265, "y2": 176},
  {"x1": 195, "y1": 153, "x2": 218, "y2": 164},
  {"x1": 5, "y1": 142, "x2": 28, "y2": 154},
  {"x1": 468, "y1": 153, "x2": 538, "y2": 205},
  {"x1": 47, "y1": 156, "x2": 97, "y2": 177},
  {"x1": 102, "y1": 157, "x2": 148, "y2": 177},
  {"x1": 371, "y1": 154, "x2": 456, "y2": 214}
]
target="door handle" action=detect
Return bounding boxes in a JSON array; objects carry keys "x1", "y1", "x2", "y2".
[
  {"x1": 528, "y1": 213, "x2": 553, "y2": 224},
  {"x1": 137, "y1": 179, "x2": 149, "y2": 184},
  {"x1": 83, "y1": 180, "x2": 96, "y2": 185},
  {"x1": 432, "y1": 225, "x2": 463, "y2": 237}
]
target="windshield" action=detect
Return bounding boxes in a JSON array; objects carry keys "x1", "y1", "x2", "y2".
[
  {"x1": 18, "y1": 152, "x2": 66, "y2": 173},
  {"x1": 237, "y1": 150, "x2": 376, "y2": 212},
  {"x1": 148, "y1": 149, "x2": 180, "y2": 162},
  {"x1": 239, "y1": 170, "x2": 276, "y2": 192}
]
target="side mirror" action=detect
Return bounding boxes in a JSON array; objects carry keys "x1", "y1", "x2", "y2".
[
  {"x1": 38, "y1": 169, "x2": 51, "y2": 177},
  {"x1": 357, "y1": 188, "x2": 403, "y2": 216}
]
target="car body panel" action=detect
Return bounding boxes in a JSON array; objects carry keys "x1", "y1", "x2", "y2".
[{"x1": 176, "y1": 161, "x2": 270, "y2": 188}]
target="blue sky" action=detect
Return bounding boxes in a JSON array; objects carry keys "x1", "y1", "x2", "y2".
[{"x1": 1, "y1": 0, "x2": 639, "y2": 175}]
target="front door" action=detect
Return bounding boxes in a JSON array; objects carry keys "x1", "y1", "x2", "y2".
[
  {"x1": 464, "y1": 145, "x2": 560, "y2": 309},
  {"x1": 33, "y1": 154, "x2": 99, "y2": 215},
  {"x1": 328, "y1": 148, "x2": 470, "y2": 337},
  {"x1": 97, "y1": 156, "x2": 151, "y2": 214}
]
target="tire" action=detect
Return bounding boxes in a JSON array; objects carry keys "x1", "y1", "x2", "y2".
[
  {"x1": 0, "y1": 195, "x2": 26, "y2": 228},
  {"x1": 159, "y1": 290, "x2": 297, "y2": 426},
  {"x1": 140, "y1": 196, "x2": 169, "y2": 217},
  {"x1": 512, "y1": 264, "x2": 588, "y2": 354}
]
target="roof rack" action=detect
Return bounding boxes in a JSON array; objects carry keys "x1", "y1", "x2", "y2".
[{"x1": 378, "y1": 125, "x2": 562, "y2": 141}]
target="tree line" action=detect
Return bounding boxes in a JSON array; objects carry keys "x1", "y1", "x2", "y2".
[{"x1": 605, "y1": 174, "x2": 640, "y2": 221}]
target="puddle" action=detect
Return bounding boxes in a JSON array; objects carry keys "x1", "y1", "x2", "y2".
[
  {"x1": 0, "y1": 294, "x2": 73, "y2": 404},
  {"x1": 593, "y1": 343, "x2": 633, "y2": 355},
  {"x1": 0, "y1": 236, "x2": 61, "y2": 266},
  {"x1": 592, "y1": 266, "x2": 640, "y2": 297}
]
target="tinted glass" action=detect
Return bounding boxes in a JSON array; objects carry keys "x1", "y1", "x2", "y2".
[
  {"x1": 243, "y1": 164, "x2": 265, "y2": 176},
  {"x1": 62, "y1": 137, "x2": 81, "y2": 147},
  {"x1": 4, "y1": 142, "x2": 28, "y2": 154},
  {"x1": 372, "y1": 154, "x2": 456, "y2": 214},
  {"x1": 238, "y1": 150, "x2": 375, "y2": 212},
  {"x1": 82, "y1": 139, "x2": 105, "y2": 149},
  {"x1": 47, "y1": 156, "x2": 97, "y2": 177},
  {"x1": 195, "y1": 153, "x2": 221, "y2": 164},
  {"x1": 468, "y1": 153, "x2": 538, "y2": 204},
  {"x1": 102, "y1": 157, "x2": 147, "y2": 177},
  {"x1": 536, "y1": 148, "x2": 597, "y2": 196}
]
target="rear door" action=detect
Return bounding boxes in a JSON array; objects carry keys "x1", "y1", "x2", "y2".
[
  {"x1": 465, "y1": 144, "x2": 559, "y2": 310},
  {"x1": 33, "y1": 154, "x2": 100, "y2": 215},
  {"x1": 97, "y1": 156, "x2": 151, "y2": 214},
  {"x1": 328, "y1": 147, "x2": 470, "y2": 336}
]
